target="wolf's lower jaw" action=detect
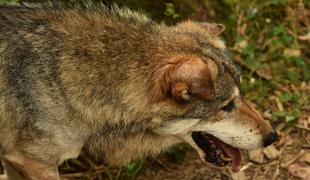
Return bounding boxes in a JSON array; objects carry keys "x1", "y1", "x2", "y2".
[{"x1": 190, "y1": 132, "x2": 242, "y2": 172}]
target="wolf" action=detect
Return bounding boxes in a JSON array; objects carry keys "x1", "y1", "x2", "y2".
[{"x1": 0, "y1": 3, "x2": 278, "y2": 180}]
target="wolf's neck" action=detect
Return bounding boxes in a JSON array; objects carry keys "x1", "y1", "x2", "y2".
[{"x1": 55, "y1": 22, "x2": 161, "y2": 128}]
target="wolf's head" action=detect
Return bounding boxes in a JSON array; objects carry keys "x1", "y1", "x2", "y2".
[{"x1": 151, "y1": 21, "x2": 278, "y2": 172}]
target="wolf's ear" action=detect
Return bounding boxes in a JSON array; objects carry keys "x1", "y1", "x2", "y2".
[
  {"x1": 200, "y1": 22, "x2": 225, "y2": 36},
  {"x1": 153, "y1": 56, "x2": 216, "y2": 102}
]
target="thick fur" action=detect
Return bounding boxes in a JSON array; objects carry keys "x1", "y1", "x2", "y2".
[{"x1": 0, "y1": 4, "x2": 275, "y2": 180}]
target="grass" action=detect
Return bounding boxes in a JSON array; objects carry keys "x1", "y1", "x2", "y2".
[{"x1": 0, "y1": 0, "x2": 309, "y2": 179}]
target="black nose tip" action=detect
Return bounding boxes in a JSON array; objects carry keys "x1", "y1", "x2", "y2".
[{"x1": 263, "y1": 131, "x2": 278, "y2": 147}]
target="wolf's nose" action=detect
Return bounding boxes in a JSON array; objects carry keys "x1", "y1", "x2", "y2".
[{"x1": 263, "y1": 131, "x2": 278, "y2": 147}]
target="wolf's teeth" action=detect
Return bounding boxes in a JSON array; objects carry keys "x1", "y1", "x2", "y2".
[
  {"x1": 221, "y1": 156, "x2": 232, "y2": 161},
  {"x1": 201, "y1": 132, "x2": 209, "y2": 136}
]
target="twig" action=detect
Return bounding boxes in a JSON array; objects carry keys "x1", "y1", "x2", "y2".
[
  {"x1": 252, "y1": 169, "x2": 258, "y2": 180},
  {"x1": 295, "y1": 125, "x2": 310, "y2": 132},
  {"x1": 61, "y1": 168, "x2": 107, "y2": 179},
  {"x1": 280, "y1": 150, "x2": 306, "y2": 168},
  {"x1": 253, "y1": 160, "x2": 278, "y2": 167},
  {"x1": 115, "y1": 167, "x2": 123, "y2": 180},
  {"x1": 60, "y1": 164, "x2": 114, "y2": 180},
  {"x1": 155, "y1": 159, "x2": 170, "y2": 170},
  {"x1": 61, "y1": 172, "x2": 88, "y2": 178},
  {"x1": 239, "y1": 162, "x2": 252, "y2": 171},
  {"x1": 286, "y1": 28, "x2": 310, "y2": 42},
  {"x1": 272, "y1": 161, "x2": 280, "y2": 180}
]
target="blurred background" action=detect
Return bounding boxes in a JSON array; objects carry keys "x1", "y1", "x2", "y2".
[{"x1": 0, "y1": 0, "x2": 309, "y2": 179}]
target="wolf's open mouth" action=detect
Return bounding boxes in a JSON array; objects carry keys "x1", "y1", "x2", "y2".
[{"x1": 191, "y1": 132, "x2": 241, "y2": 172}]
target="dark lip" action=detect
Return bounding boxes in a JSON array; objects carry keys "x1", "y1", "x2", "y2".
[{"x1": 191, "y1": 131, "x2": 230, "y2": 167}]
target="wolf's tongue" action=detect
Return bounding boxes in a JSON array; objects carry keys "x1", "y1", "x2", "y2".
[{"x1": 217, "y1": 141, "x2": 242, "y2": 172}]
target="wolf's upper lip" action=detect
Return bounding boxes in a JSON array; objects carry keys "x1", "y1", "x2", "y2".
[{"x1": 191, "y1": 132, "x2": 242, "y2": 172}]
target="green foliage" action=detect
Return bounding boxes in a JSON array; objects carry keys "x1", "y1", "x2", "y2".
[
  {"x1": 272, "y1": 108, "x2": 300, "y2": 123},
  {"x1": 272, "y1": 25, "x2": 285, "y2": 36},
  {"x1": 268, "y1": 0, "x2": 287, "y2": 5},
  {"x1": 223, "y1": 0, "x2": 240, "y2": 5},
  {"x1": 123, "y1": 162, "x2": 143, "y2": 180},
  {"x1": 0, "y1": 0, "x2": 18, "y2": 4},
  {"x1": 280, "y1": 93, "x2": 300, "y2": 103},
  {"x1": 166, "y1": 145, "x2": 188, "y2": 163},
  {"x1": 164, "y1": 3, "x2": 180, "y2": 19}
]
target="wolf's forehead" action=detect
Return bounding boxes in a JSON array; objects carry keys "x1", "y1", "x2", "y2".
[
  {"x1": 206, "y1": 50, "x2": 241, "y2": 88},
  {"x1": 210, "y1": 61, "x2": 240, "y2": 103},
  {"x1": 196, "y1": 36, "x2": 238, "y2": 74}
]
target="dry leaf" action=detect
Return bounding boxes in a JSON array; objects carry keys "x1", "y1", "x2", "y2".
[
  {"x1": 263, "y1": 145, "x2": 280, "y2": 160},
  {"x1": 263, "y1": 110, "x2": 272, "y2": 119},
  {"x1": 288, "y1": 164, "x2": 310, "y2": 179},
  {"x1": 278, "y1": 135, "x2": 293, "y2": 147},
  {"x1": 231, "y1": 170, "x2": 249, "y2": 180},
  {"x1": 256, "y1": 67, "x2": 273, "y2": 80},
  {"x1": 299, "y1": 153, "x2": 310, "y2": 163},
  {"x1": 275, "y1": 97, "x2": 284, "y2": 111},
  {"x1": 276, "y1": 122, "x2": 287, "y2": 132},
  {"x1": 235, "y1": 40, "x2": 248, "y2": 50},
  {"x1": 249, "y1": 148, "x2": 264, "y2": 164},
  {"x1": 283, "y1": 49, "x2": 301, "y2": 57},
  {"x1": 298, "y1": 33, "x2": 310, "y2": 41}
]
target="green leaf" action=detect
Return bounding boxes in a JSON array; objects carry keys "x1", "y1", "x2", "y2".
[
  {"x1": 125, "y1": 162, "x2": 140, "y2": 175},
  {"x1": 284, "y1": 109, "x2": 300, "y2": 122},
  {"x1": 272, "y1": 25, "x2": 284, "y2": 36},
  {"x1": 294, "y1": 57, "x2": 305, "y2": 67},
  {"x1": 302, "y1": 65, "x2": 310, "y2": 81},
  {"x1": 280, "y1": 93, "x2": 293, "y2": 102},
  {"x1": 0, "y1": 0, "x2": 18, "y2": 4},
  {"x1": 268, "y1": 0, "x2": 287, "y2": 5},
  {"x1": 285, "y1": 115, "x2": 295, "y2": 122},
  {"x1": 290, "y1": 109, "x2": 300, "y2": 118},
  {"x1": 229, "y1": 14, "x2": 237, "y2": 21},
  {"x1": 272, "y1": 111, "x2": 286, "y2": 118},
  {"x1": 236, "y1": 36, "x2": 243, "y2": 43},
  {"x1": 164, "y1": 3, "x2": 180, "y2": 19},
  {"x1": 273, "y1": 109, "x2": 300, "y2": 123},
  {"x1": 287, "y1": 71, "x2": 298, "y2": 82},
  {"x1": 223, "y1": 0, "x2": 240, "y2": 5},
  {"x1": 282, "y1": 34, "x2": 294, "y2": 44},
  {"x1": 166, "y1": 146, "x2": 187, "y2": 163},
  {"x1": 280, "y1": 93, "x2": 300, "y2": 103}
]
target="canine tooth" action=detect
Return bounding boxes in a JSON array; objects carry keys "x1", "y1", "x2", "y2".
[
  {"x1": 202, "y1": 132, "x2": 208, "y2": 136},
  {"x1": 221, "y1": 156, "x2": 232, "y2": 161}
]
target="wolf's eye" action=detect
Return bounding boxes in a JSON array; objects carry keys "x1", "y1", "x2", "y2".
[{"x1": 221, "y1": 101, "x2": 235, "y2": 112}]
